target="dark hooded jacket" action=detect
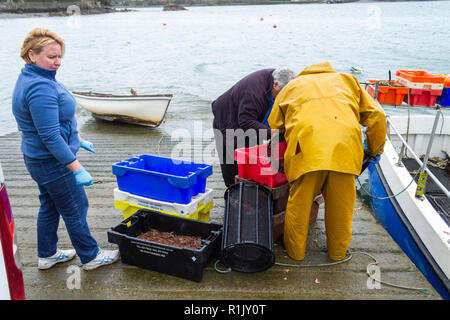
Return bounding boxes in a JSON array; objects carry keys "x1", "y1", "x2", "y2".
[{"x1": 212, "y1": 68, "x2": 274, "y2": 140}]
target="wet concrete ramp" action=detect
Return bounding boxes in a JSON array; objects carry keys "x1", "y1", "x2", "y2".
[{"x1": 0, "y1": 119, "x2": 441, "y2": 300}]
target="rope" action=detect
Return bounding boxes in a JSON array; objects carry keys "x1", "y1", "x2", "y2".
[
  {"x1": 356, "y1": 170, "x2": 420, "y2": 200},
  {"x1": 214, "y1": 260, "x2": 232, "y2": 273},
  {"x1": 214, "y1": 250, "x2": 430, "y2": 293},
  {"x1": 275, "y1": 250, "x2": 429, "y2": 292},
  {"x1": 157, "y1": 136, "x2": 164, "y2": 155},
  {"x1": 350, "y1": 251, "x2": 430, "y2": 293},
  {"x1": 275, "y1": 252, "x2": 352, "y2": 268}
]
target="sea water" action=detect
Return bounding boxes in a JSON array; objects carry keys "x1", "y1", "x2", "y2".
[{"x1": 0, "y1": 1, "x2": 449, "y2": 136}]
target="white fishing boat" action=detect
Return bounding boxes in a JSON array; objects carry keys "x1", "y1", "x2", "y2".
[
  {"x1": 361, "y1": 97, "x2": 450, "y2": 299},
  {"x1": 72, "y1": 91, "x2": 173, "y2": 127}
]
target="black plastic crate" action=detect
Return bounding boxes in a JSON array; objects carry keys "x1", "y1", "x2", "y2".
[{"x1": 107, "y1": 209, "x2": 223, "y2": 282}]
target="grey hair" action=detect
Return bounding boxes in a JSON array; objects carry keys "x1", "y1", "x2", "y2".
[{"x1": 272, "y1": 68, "x2": 296, "y2": 89}]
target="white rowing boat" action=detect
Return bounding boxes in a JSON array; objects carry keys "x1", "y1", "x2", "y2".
[{"x1": 72, "y1": 91, "x2": 173, "y2": 127}]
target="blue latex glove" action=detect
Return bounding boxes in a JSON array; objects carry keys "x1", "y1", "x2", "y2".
[
  {"x1": 369, "y1": 155, "x2": 381, "y2": 164},
  {"x1": 74, "y1": 167, "x2": 93, "y2": 186},
  {"x1": 80, "y1": 140, "x2": 95, "y2": 153}
]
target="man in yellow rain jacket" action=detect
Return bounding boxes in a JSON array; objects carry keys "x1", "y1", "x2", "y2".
[{"x1": 268, "y1": 62, "x2": 386, "y2": 261}]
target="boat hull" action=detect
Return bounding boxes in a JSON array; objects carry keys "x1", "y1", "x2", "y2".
[
  {"x1": 72, "y1": 92, "x2": 172, "y2": 127},
  {"x1": 368, "y1": 151, "x2": 450, "y2": 299}
]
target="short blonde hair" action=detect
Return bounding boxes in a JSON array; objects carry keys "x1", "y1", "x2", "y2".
[{"x1": 20, "y1": 28, "x2": 65, "y2": 64}]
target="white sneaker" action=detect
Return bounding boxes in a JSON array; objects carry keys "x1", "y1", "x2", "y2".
[
  {"x1": 38, "y1": 249, "x2": 76, "y2": 270},
  {"x1": 82, "y1": 249, "x2": 120, "y2": 271}
]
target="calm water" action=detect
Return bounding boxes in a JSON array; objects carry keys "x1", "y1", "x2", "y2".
[{"x1": 0, "y1": 1, "x2": 449, "y2": 136}]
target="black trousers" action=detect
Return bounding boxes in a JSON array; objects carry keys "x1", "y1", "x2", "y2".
[
  {"x1": 213, "y1": 120, "x2": 237, "y2": 187},
  {"x1": 219, "y1": 163, "x2": 239, "y2": 188},
  {"x1": 213, "y1": 120, "x2": 261, "y2": 188}
]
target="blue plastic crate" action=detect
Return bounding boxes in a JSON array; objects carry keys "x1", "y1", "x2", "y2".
[
  {"x1": 438, "y1": 87, "x2": 450, "y2": 107},
  {"x1": 112, "y1": 154, "x2": 213, "y2": 204}
]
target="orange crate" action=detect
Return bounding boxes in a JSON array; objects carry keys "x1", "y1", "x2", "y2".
[
  {"x1": 366, "y1": 80, "x2": 409, "y2": 105},
  {"x1": 396, "y1": 70, "x2": 445, "y2": 84}
]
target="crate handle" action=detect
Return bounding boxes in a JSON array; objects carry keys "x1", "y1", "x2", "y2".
[
  {"x1": 198, "y1": 165, "x2": 213, "y2": 179},
  {"x1": 112, "y1": 157, "x2": 144, "y2": 176},
  {"x1": 122, "y1": 214, "x2": 137, "y2": 225},
  {"x1": 107, "y1": 230, "x2": 121, "y2": 245},
  {"x1": 167, "y1": 176, "x2": 197, "y2": 189},
  {"x1": 125, "y1": 157, "x2": 141, "y2": 165},
  {"x1": 107, "y1": 214, "x2": 139, "y2": 245},
  {"x1": 112, "y1": 165, "x2": 127, "y2": 177},
  {"x1": 108, "y1": 216, "x2": 138, "y2": 244}
]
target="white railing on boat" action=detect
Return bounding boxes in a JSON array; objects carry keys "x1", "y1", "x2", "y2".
[{"x1": 385, "y1": 106, "x2": 450, "y2": 199}]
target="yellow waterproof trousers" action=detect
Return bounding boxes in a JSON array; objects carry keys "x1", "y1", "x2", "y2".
[{"x1": 284, "y1": 170, "x2": 356, "y2": 261}]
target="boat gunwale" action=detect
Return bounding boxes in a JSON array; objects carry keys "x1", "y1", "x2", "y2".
[
  {"x1": 72, "y1": 91, "x2": 173, "y2": 99},
  {"x1": 72, "y1": 91, "x2": 172, "y2": 127}
]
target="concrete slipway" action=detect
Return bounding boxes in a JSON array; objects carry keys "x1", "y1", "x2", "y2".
[{"x1": 0, "y1": 117, "x2": 442, "y2": 301}]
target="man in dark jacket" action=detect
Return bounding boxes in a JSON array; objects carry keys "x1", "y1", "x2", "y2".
[{"x1": 212, "y1": 68, "x2": 296, "y2": 187}]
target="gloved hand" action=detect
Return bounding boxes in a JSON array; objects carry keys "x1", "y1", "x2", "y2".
[
  {"x1": 74, "y1": 167, "x2": 93, "y2": 186},
  {"x1": 369, "y1": 155, "x2": 381, "y2": 165},
  {"x1": 80, "y1": 140, "x2": 95, "y2": 153}
]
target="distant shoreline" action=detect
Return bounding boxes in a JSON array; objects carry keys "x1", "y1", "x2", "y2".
[
  {"x1": 0, "y1": 0, "x2": 444, "y2": 16},
  {"x1": 0, "y1": 2, "x2": 125, "y2": 16}
]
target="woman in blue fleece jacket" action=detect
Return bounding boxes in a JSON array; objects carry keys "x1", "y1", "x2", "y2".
[{"x1": 12, "y1": 28, "x2": 119, "y2": 270}]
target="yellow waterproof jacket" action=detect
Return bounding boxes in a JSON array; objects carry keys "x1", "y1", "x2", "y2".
[{"x1": 268, "y1": 62, "x2": 386, "y2": 183}]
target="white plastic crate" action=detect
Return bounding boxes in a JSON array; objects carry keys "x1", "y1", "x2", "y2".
[
  {"x1": 397, "y1": 76, "x2": 444, "y2": 90},
  {"x1": 114, "y1": 187, "x2": 213, "y2": 216}
]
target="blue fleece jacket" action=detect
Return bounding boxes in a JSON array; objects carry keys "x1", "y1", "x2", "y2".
[{"x1": 12, "y1": 64, "x2": 79, "y2": 165}]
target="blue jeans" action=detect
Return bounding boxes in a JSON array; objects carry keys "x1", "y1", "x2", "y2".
[{"x1": 24, "y1": 156, "x2": 99, "y2": 264}]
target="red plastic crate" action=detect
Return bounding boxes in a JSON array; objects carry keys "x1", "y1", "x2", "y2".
[
  {"x1": 404, "y1": 88, "x2": 442, "y2": 106},
  {"x1": 234, "y1": 142, "x2": 287, "y2": 188}
]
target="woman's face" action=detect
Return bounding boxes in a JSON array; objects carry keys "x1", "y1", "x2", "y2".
[{"x1": 28, "y1": 43, "x2": 62, "y2": 71}]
